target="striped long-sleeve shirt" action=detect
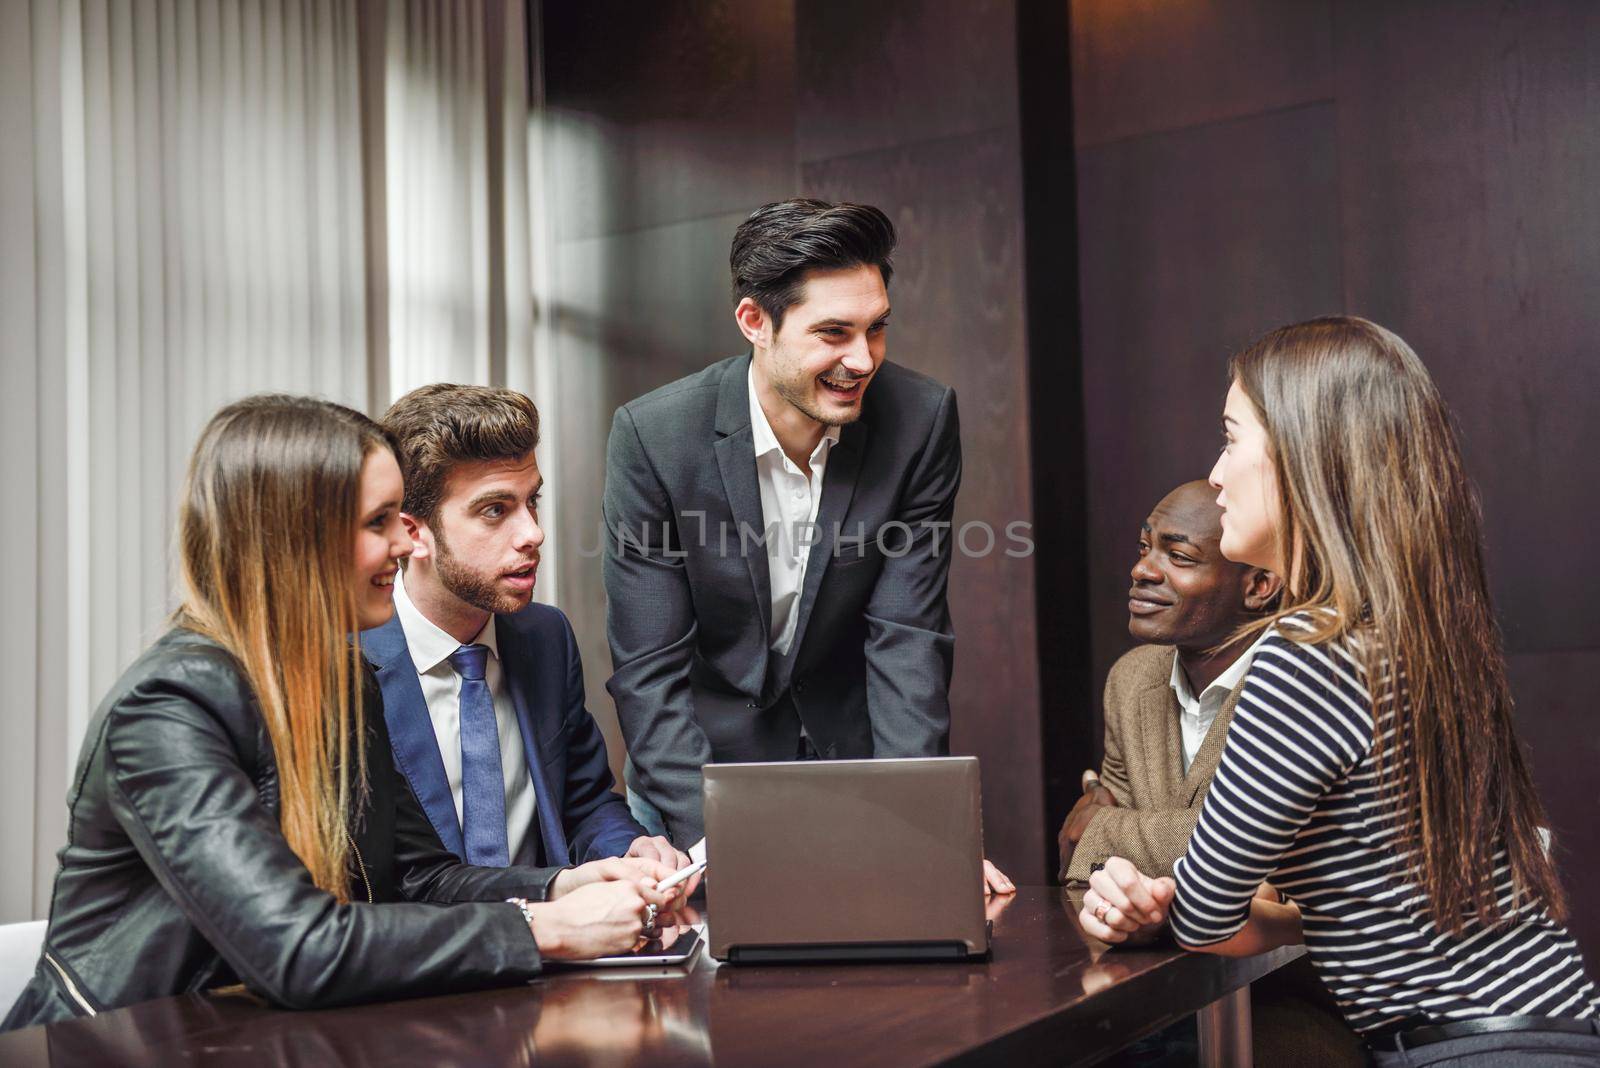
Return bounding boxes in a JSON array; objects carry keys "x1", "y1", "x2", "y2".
[{"x1": 1169, "y1": 615, "x2": 1598, "y2": 1035}]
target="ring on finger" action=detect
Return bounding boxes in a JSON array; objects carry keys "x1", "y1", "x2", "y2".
[
  {"x1": 644, "y1": 903, "x2": 658, "y2": 930},
  {"x1": 1094, "y1": 901, "x2": 1110, "y2": 923}
]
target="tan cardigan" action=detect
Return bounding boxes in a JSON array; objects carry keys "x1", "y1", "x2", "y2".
[{"x1": 1061, "y1": 643, "x2": 1248, "y2": 883}]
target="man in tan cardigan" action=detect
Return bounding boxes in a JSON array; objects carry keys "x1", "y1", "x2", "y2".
[
  {"x1": 1060, "y1": 480, "x2": 1364, "y2": 1066},
  {"x1": 1060, "y1": 480, "x2": 1281, "y2": 882}
]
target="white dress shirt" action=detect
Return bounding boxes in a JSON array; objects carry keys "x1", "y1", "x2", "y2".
[
  {"x1": 749, "y1": 364, "x2": 840, "y2": 655},
  {"x1": 1168, "y1": 628, "x2": 1274, "y2": 773},
  {"x1": 393, "y1": 572, "x2": 536, "y2": 860}
]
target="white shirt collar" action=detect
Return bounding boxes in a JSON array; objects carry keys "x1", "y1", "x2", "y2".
[
  {"x1": 1169, "y1": 625, "x2": 1275, "y2": 710},
  {"x1": 748, "y1": 363, "x2": 840, "y2": 470},
  {"x1": 393, "y1": 569, "x2": 499, "y2": 675}
]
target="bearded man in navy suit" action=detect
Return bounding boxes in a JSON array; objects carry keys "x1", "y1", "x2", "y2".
[{"x1": 362, "y1": 384, "x2": 694, "y2": 878}]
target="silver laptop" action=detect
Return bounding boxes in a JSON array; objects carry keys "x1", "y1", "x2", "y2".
[{"x1": 703, "y1": 756, "x2": 990, "y2": 963}]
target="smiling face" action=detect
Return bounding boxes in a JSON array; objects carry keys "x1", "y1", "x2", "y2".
[
  {"x1": 407, "y1": 449, "x2": 544, "y2": 621},
  {"x1": 1127, "y1": 481, "x2": 1265, "y2": 649},
  {"x1": 1209, "y1": 380, "x2": 1283, "y2": 573},
  {"x1": 741, "y1": 264, "x2": 890, "y2": 428},
  {"x1": 352, "y1": 447, "x2": 412, "y2": 630}
]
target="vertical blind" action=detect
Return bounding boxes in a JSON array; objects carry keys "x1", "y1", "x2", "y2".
[{"x1": 2, "y1": 0, "x2": 538, "y2": 921}]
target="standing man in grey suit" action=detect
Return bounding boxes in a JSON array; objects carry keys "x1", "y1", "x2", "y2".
[{"x1": 603, "y1": 199, "x2": 1009, "y2": 894}]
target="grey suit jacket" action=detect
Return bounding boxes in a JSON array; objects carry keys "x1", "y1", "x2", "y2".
[
  {"x1": 603, "y1": 354, "x2": 961, "y2": 844},
  {"x1": 1062, "y1": 643, "x2": 1248, "y2": 882}
]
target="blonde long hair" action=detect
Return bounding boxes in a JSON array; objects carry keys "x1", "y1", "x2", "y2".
[
  {"x1": 1230, "y1": 317, "x2": 1565, "y2": 933},
  {"x1": 175, "y1": 395, "x2": 392, "y2": 902}
]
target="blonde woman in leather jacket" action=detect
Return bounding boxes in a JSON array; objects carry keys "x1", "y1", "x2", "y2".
[{"x1": 4, "y1": 396, "x2": 681, "y2": 1030}]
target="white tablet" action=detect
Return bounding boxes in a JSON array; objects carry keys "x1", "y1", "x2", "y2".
[{"x1": 542, "y1": 926, "x2": 703, "y2": 969}]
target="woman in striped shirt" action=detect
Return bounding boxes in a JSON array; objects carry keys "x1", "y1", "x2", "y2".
[{"x1": 1078, "y1": 317, "x2": 1599, "y2": 1064}]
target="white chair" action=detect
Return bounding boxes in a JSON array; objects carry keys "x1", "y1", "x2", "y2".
[{"x1": 0, "y1": 920, "x2": 47, "y2": 1013}]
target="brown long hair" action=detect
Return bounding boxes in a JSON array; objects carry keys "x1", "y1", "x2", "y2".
[
  {"x1": 1229, "y1": 317, "x2": 1565, "y2": 933},
  {"x1": 175, "y1": 395, "x2": 393, "y2": 902}
]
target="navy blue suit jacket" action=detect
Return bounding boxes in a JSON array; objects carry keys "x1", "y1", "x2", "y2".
[{"x1": 361, "y1": 602, "x2": 644, "y2": 867}]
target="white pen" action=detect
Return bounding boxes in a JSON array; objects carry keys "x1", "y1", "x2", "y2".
[{"x1": 655, "y1": 859, "x2": 706, "y2": 894}]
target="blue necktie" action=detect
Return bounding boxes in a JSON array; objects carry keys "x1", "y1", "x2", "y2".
[{"x1": 448, "y1": 644, "x2": 510, "y2": 866}]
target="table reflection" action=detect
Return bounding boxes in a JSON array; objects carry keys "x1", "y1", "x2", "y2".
[
  {"x1": 44, "y1": 992, "x2": 545, "y2": 1068},
  {"x1": 533, "y1": 966, "x2": 710, "y2": 1066},
  {"x1": 0, "y1": 888, "x2": 1286, "y2": 1068}
]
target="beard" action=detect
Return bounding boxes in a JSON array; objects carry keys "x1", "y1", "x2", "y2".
[
  {"x1": 432, "y1": 524, "x2": 529, "y2": 616},
  {"x1": 769, "y1": 346, "x2": 868, "y2": 428}
]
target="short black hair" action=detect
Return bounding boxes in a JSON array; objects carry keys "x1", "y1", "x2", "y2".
[{"x1": 730, "y1": 198, "x2": 896, "y2": 331}]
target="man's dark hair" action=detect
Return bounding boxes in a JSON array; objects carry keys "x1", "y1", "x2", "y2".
[
  {"x1": 381, "y1": 384, "x2": 540, "y2": 525},
  {"x1": 730, "y1": 198, "x2": 896, "y2": 331}
]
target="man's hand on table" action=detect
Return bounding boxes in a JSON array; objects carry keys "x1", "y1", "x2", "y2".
[
  {"x1": 1057, "y1": 769, "x2": 1119, "y2": 873},
  {"x1": 551, "y1": 855, "x2": 669, "y2": 896},
  {"x1": 550, "y1": 856, "x2": 693, "y2": 916},
  {"x1": 525, "y1": 879, "x2": 674, "y2": 960},
  {"x1": 534, "y1": 856, "x2": 705, "y2": 959},
  {"x1": 982, "y1": 859, "x2": 1016, "y2": 896},
  {"x1": 1079, "y1": 856, "x2": 1174, "y2": 945},
  {"x1": 625, "y1": 835, "x2": 704, "y2": 896}
]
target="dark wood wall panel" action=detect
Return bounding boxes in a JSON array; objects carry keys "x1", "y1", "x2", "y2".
[
  {"x1": 1075, "y1": 105, "x2": 1342, "y2": 724},
  {"x1": 1332, "y1": 2, "x2": 1600, "y2": 654},
  {"x1": 553, "y1": 216, "x2": 754, "y2": 403},
  {"x1": 1069, "y1": 0, "x2": 1332, "y2": 148},
  {"x1": 802, "y1": 129, "x2": 1042, "y2": 880},
  {"x1": 541, "y1": 0, "x2": 796, "y2": 241},
  {"x1": 795, "y1": 0, "x2": 1017, "y2": 163}
]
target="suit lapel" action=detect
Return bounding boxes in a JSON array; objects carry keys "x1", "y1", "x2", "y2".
[
  {"x1": 1181, "y1": 672, "x2": 1249, "y2": 805},
  {"x1": 714, "y1": 357, "x2": 772, "y2": 646},
  {"x1": 497, "y1": 617, "x2": 570, "y2": 867},
  {"x1": 786, "y1": 420, "x2": 866, "y2": 663},
  {"x1": 363, "y1": 617, "x2": 464, "y2": 858}
]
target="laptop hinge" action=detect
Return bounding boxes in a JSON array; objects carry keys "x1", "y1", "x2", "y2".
[{"x1": 726, "y1": 941, "x2": 981, "y2": 964}]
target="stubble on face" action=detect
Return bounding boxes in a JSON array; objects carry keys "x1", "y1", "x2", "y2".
[
  {"x1": 431, "y1": 520, "x2": 525, "y2": 617},
  {"x1": 766, "y1": 339, "x2": 868, "y2": 428}
]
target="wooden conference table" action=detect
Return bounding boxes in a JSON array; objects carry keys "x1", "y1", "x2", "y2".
[{"x1": 0, "y1": 888, "x2": 1301, "y2": 1067}]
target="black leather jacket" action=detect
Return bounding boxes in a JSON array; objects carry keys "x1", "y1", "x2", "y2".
[{"x1": 3, "y1": 628, "x2": 563, "y2": 1031}]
